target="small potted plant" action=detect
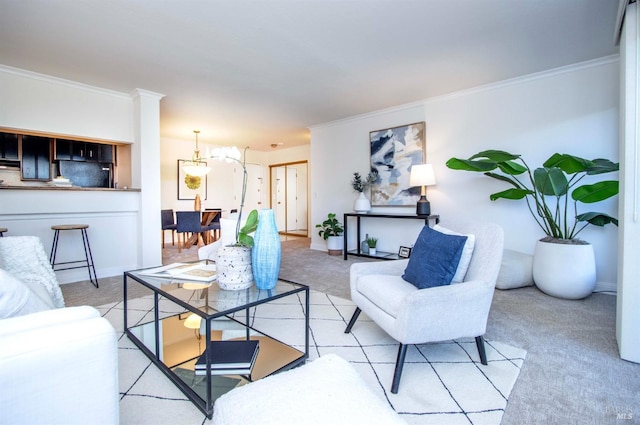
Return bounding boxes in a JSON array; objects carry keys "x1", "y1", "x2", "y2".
[
  {"x1": 316, "y1": 213, "x2": 344, "y2": 255},
  {"x1": 351, "y1": 170, "x2": 378, "y2": 213},
  {"x1": 366, "y1": 236, "x2": 378, "y2": 256}
]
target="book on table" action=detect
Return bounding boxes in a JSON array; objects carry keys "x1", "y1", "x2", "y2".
[
  {"x1": 138, "y1": 262, "x2": 217, "y2": 282},
  {"x1": 194, "y1": 340, "x2": 259, "y2": 375}
]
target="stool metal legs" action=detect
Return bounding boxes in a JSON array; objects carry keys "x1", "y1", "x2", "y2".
[{"x1": 50, "y1": 228, "x2": 99, "y2": 288}]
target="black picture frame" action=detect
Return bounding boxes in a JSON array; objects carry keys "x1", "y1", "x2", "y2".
[{"x1": 398, "y1": 246, "x2": 412, "y2": 258}]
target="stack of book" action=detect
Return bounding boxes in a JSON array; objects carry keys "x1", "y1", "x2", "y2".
[{"x1": 194, "y1": 340, "x2": 259, "y2": 376}]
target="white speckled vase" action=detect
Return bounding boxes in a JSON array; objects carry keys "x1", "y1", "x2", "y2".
[{"x1": 216, "y1": 245, "x2": 253, "y2": 290}]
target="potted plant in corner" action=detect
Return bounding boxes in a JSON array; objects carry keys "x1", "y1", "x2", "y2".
[
  {"x1": 351, "y1": 170, "x2": 378, "y2": 213},
  {"x1": 446, "y1": 150, "x2": 619, "y2": 299},
  {"x1": 316, "y1": 213, "x2": 344, "y2": 256}
]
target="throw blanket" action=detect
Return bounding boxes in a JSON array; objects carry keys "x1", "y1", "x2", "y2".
[{"x1": 0, "y1": 236, "x2": 65, "y2": 308}]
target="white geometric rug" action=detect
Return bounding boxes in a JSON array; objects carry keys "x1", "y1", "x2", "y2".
[{"x1": 96, "y1": 290, "x2": 526, "y2": 425}]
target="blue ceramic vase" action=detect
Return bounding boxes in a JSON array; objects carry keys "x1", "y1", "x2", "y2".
[{"x1": 252, "y1": 209, "x2": 281, "y2": 289}]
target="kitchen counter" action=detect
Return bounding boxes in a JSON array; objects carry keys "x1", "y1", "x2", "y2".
[{"x1": 0, "y1": 185, "x2": 140, "y2": 192}]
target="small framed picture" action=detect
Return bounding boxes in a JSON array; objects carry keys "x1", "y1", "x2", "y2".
[{"x1": 398, "y1": 246, "x2": 412, "y2": 258}]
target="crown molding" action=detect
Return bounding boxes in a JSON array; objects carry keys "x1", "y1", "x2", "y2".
[{"x1": 0, "y1": 64, "x2": 131, "y2": 100}]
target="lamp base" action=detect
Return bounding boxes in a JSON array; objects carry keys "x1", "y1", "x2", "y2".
[{"x1": 416, "y1": 197, "x2": 431, "y2": 216}]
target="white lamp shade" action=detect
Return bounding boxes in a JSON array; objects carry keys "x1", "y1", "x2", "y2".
[
  {"x1": 182, "y1": 162, "x2": 211, "y2": 177},
  {"x1": 184, "y1": 313, "x2": 202, "y2": 329},
  {"x1": 409, "y1": 164, "x2": 436, "y2": 187}
]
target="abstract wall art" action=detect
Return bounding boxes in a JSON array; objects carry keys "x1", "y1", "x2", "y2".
[{"x1": 369, "y1": 122, "x2": 425, "y2": 207}]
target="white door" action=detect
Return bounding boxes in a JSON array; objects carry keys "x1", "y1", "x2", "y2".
[{"x1": 286, "y1": 167, "x2": 298, "y2": 230}]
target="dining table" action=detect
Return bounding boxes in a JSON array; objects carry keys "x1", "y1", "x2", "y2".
[{"x1": 182, "y1": 209, "x2": 221, "y2": 249}]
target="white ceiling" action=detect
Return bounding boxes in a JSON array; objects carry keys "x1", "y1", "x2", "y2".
[{"x1": 0, "y1": 0, "x2": 619, "y2": 151}]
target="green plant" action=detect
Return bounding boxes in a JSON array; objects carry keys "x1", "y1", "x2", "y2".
[
  {"x1": 446, "y1": 150, "x2": 619, "y2": 240},
  {"x1": 351, "y1": 171, "x2": 378, "y2": 192},
  {"x1": 366, "y1": 236, "x2": 378, "y2": 248},
  {"x1": 315, "y1": 213, "x2": 344, "y2": 240},
  {"x1": 236, "y1": 209, "x2": 258, "y2": 247}
]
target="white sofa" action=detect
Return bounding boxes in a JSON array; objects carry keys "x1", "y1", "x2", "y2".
[{"x1": 0, "y1": 236, "x2": 119, "y2": 425}]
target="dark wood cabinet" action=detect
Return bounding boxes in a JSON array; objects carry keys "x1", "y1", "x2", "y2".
[
  {"x1": 99, "y1": 144, "x2": 113, "y2": 163},
  {"x1": 55, "y1": 139, "x2": 73, "y2": 160},
  {"x1": 21, "y1": 135, "x2": 51, "y2": 180},
  {"x1": 1, "y1": 129, "x2": 117, "y2": 185},
  {"x1": 0, "y1": 132, "x2": 19, "y2": 160},
  {"x1": 56, "y1": 139, "x2": 113, "y2": 163}
]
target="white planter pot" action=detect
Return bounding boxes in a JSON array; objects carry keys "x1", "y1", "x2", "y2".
[
  {"x1": 326, "y1": 235, "x2": 343, "y2": 256},
  {"x1": 216, "y1": 245, "x2": 254, "y2": 290},
  {"x1": 532, "y1": 239, "x2": 596, "y2": 300},
  {"x1": 353, "y1": 192, "x2": 371, "y2": 213},
  {"x1": 369, "y1": 247, "x2": 377, "y2": 256}
]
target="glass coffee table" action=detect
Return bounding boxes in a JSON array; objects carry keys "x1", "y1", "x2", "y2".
[{"x1": 124, "y1": 262, "x2": 309, "y2": 418}]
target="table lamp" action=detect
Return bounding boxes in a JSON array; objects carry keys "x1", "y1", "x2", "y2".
[{"x1": 409, "y1": 164, "x2": 436, "y2": 216}]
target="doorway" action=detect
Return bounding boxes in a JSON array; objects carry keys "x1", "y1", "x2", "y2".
[{"x1": 270, "y1": 161, "x2": 308, "y2": 236}]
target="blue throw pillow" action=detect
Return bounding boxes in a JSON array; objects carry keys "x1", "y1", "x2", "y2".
[{"x1": 402, "y1": 225, "x2": 468, "y2": 289}]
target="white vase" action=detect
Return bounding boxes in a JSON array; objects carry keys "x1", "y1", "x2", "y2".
[
  {"x1": 353, "y1": 192, "x2": 371, "y2": 213},
  {"x1": 369, "y1": 247, "x2": 377, "y2": 256},
  {"x1": 326, "y1": 235, "x2": 343, "y2": 256},
  {"x1": 532, "y1": 239, "x2": 596, "y2": 300}
]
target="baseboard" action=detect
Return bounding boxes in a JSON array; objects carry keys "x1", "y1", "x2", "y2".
[{"x1": 594, "y1": 281, "x2": 617, "y2": 294}]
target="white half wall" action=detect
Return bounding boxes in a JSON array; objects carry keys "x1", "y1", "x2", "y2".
[{"x1": 310, "y1": 57, "x2": 619, "y2": 290}]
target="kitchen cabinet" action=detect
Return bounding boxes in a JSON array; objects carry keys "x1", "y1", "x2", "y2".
[
  {"x1": 21, "y1": 135, "x2": 51, "y2": 180},
  {"x1": 55, "y1": 139, "x2": 114, "y2": 163},
  {"x1": 0, "y1": 132, "x2": 19, "y2": 160}
]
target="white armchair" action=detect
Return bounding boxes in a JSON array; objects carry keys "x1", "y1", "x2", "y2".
[{"x1": 344, "y1": 220, "x2": 504, "y2": 393}]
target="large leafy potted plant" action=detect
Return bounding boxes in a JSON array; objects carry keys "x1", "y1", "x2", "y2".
[
  {"x1": 316, "y1": 213, "x2": 344, "y2": 256},
  {"x1": 446, "y1": 150, "x2": 619, "y2": 299}
]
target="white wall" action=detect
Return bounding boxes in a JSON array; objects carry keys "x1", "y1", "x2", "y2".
[
  {"x1": 0, "y1": 65, "x2": 133, "y2": 142},
  {"x1": 616, "y1": 0, "x2": 640, "y2": 362},
  {"x1": 310, "y1": 57, "x2": 620, "y2": 290},
  {"x1": 159, "y1": 141, "x2": 311, "y2": 237}
]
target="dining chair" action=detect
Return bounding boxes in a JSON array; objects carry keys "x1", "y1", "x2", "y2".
[
  {"x1": 161, "y1": 209, "x2": 177, "y2": 249},
  {"x1": 176, "y1": 211, "x2": 209, "y2": 252}
]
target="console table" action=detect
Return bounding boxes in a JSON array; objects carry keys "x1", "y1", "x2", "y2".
[{"x1": 343, "y1": 212, "x2": 439, "y2": 260}]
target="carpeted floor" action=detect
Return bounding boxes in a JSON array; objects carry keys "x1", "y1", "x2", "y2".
[{"x1": 61, "y1": 238, "x2": 640, "y2": 424}]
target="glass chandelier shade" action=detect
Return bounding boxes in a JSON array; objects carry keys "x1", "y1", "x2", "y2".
[{"x1": 182, "y1": 130, "x2": 211, "y2": 177}]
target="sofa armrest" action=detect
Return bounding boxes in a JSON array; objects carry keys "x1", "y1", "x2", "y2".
[
  {"x1": 198, "y1": 240, "x2": 222, "y2": 261},
  {"x1": 0, "y1": 306, "x2": 119, "y2": 425}
]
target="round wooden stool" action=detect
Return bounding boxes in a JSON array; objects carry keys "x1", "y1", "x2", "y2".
[
  {"x1": 0, "y1": 228, "x2": 7, "y2": 237},
  {"x1": 50, "y1": 224, "x2": 98, "y2": 288}
]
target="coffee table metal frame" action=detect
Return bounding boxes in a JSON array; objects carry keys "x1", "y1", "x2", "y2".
[{"x1": 124, "y1": 264, "x2": 310, "y2": 418}]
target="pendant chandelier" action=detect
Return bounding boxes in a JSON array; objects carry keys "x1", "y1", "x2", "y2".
[{"x1": 182, "y1": 130, "x2": 211, "y2": 177}]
